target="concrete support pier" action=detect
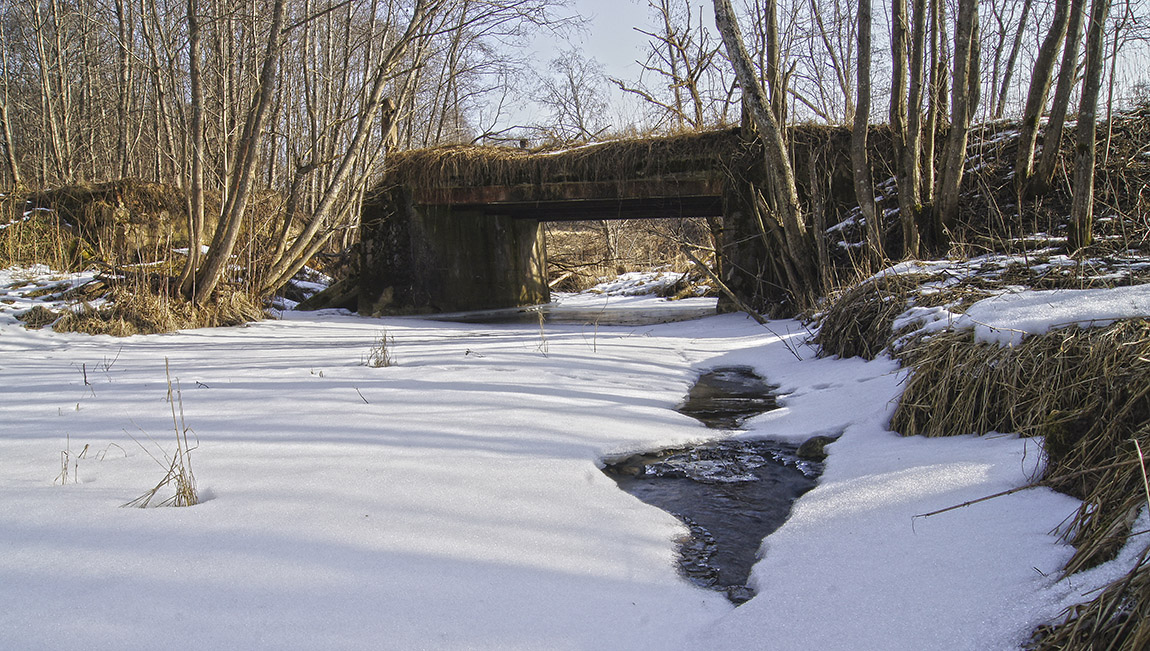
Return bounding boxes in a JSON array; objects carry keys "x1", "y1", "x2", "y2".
[{"x1": 359, "y1": 188, "x2": 549, "y2": 315}]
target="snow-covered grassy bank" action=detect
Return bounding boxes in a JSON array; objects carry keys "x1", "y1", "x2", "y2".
[{"x1": 0, "y1": 266, "x2": 1140, "y2": 650}]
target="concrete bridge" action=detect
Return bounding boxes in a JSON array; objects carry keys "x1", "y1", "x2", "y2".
[{"x1": 354, "y1": 127, "x2": 849, "y2": 315}]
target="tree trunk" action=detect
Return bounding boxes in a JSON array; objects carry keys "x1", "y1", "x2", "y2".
[
  {"x1": 0, "y1": 22, "x2": 22, "y2": 188},
  {"x1": 890, "y1": 0, "x2": 920, "y2": 257},
  {"x1": 32, "y1": 3, "x2": 67, "y2": 182},
  {"x1": 177, "y1": 0, "x2": 205, "y2": 293},
  {"x1": 851, "y1": 0, "x2": 883, "y2": 260},
  {"x1": 903, "y1": 0, "x2": 928, "y2": 250},
  {"x1": 1068, "y1": 0, "x2": 1110, "y2": 251},
  {"x1": 1103, "y1": 0, "x2": 1133, "y2": 165},
  {"x1": 934, "y1": 0, "x2": 979, "y2": 233},
  {"x1": 921, "y1": 0, "x2": 943, "y2": 204},
  {"x1": 48, "y1": 0, "x2": 74, "y2": 181},
  {"x1": 1034, "y1": 0, "x2": 1087, "y2": 195},
  {"x1": 1015, "y1": 0, "x2": 1070, "y2": 187},
  {"x1": 260, "y1": 0, "x2": 437, "y2": 293},
  {"x1": 114, "y1": 0, "x2": 133, "y2": 179}
]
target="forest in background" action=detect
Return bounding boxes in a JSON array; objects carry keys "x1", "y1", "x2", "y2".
[{"x1": 0, "y1": 0, "x2": 1148, "y2": 306}]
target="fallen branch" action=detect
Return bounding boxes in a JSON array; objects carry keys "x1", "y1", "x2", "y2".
[{"x1": 681, "y1": 246, "x2": 766, "y2": 325}]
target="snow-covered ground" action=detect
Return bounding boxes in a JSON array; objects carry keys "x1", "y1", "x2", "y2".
[{"x1": 0, "y1": 266, "x2": 1144, "y2": 650}]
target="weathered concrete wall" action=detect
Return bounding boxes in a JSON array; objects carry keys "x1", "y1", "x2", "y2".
[{"x1": 359, "y1": 188, "x2": 548, "y2": 315}]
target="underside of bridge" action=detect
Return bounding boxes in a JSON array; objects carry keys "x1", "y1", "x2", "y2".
[{"x1": 357, "y1": 129, "x2": 766, "y2": 315}]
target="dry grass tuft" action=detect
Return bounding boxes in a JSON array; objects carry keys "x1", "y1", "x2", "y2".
[
  {"x1": 1029, "y1": 549, "x2": 1150, "y2": 650},
  {"x1": 813, "y1": 273, "x2": 936, "y2": 359},
  {"x1": 365, "y1": 330, "x2": 396, "y2": 368},
  {"x1": 17, "y1": 304, "x2": 62, "y2": 328},
  {"x1": 1, "y1": 192, "x2": 88, "y2": 270},
  {"x1": 54, "y1": 282, "x2": 265, "y2": 336}
]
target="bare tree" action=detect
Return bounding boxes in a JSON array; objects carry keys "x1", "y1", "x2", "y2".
[
  {"x1": 714, "y1": 0, "x2": 818, "y2": 306},
  {"x1": 795, "y1": 0, "x2": 858, "y2": 124},
  {"x1": 177, "y1": 0, "x2": 206, "y2": 293},
  {"x1": 259, "y1": 0, "x2": 444, "y2": 292},
  {"x1": 0, "y1": 20, "x2": 21, "y2": 188},
  {"x1": 187, "y1": 0, "x2": 287, "y2": 303},
  {"x1": 1034, "y1": 0, "x2": 1088, "y2": 194},
  {"x1": 934, "y1": 0, "x2": 980, "y2": 235},
  {"x1": 536, "y1": 50, "x2": 611, "y2": 143},
  {"x1": 990, "y1": 0, "x2": 1034, "y2": 118},
  {"x1": 610, "y1": 0, "x2": 733, "y2": 131}
]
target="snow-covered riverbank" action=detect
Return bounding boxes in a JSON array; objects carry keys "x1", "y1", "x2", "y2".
[{"x1": 1, "y1": 267, "x2": 1141, "y2": 650}]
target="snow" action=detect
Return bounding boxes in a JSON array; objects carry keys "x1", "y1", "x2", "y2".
[
  {"x1": 172, "y1": 245, "x2": 212, "y2": 255},
  {"x1": 895, "y1": 284, "x2": 1150, "y2": 346},
  {"x1": 0, "y1": 265, "x2": 1143, "y2": 649},
  {"x1": 582, "y1": 270, "x2": 691, "y2": 296},
  {"x1": 960, "y1": 285, "x2": 1150, "y2": 344}
]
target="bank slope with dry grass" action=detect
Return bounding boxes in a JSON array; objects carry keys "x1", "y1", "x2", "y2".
[{"x1": 813, "y1": 267, "x2": 1150, "y2": 650}]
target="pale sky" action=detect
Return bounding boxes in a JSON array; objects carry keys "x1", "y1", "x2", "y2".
[
  {"x1": 519, "y1": 0, "x2": 677, "y2": 133},
  {"x1": 564, "y1": 0, "x2": 651, "y2": 80}
]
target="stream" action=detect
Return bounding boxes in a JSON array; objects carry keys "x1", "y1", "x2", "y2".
[{"x1": 602, "y1": 367, "x2": 823, "y2": 604}]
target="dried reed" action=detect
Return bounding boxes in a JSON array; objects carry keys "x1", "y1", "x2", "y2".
[
  {"x1": 814, "y1": 273, "x2": 935, "y2": 359},
  {"x1": 123, "y1": 359, "x2": 198, "y2": 508},
  {"x1": 54, "y1": 283, "x2": 265, "y2": 336},
  {"x1": 365, "y1": 330, "x2": 396, "y2": 368}
]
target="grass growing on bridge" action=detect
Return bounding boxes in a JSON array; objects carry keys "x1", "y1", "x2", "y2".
[{"x1": 380, "y1": 128, "x2": 748, "y2": 192}]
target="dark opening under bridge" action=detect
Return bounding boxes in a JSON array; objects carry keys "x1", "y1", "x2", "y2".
[{"x1": 354, "y1": 127, "x2": 854, "y2": 315}]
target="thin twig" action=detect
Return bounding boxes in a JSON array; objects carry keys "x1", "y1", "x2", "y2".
[
  {"x1": 1135, "y1": 438, "x2": 1150, "y2": 512},
  {"x1": 914, "y1": 458, "x2": 1144, "y2": 520}
]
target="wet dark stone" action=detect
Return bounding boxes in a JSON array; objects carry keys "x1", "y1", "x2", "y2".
[
  {"x1": 603, "y1": 367, "x2": 823, "y2": 605},
  {"x1": 796, "y1": 434, "x2": 839, "y2": 462}
]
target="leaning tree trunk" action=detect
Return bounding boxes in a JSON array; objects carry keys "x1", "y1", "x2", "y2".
[
  {"x1": 1034, "y1": 0, "x2": 1087, "y2": 195},
  {"x1": 1068, "y1": 0, "x2": 1111, "y2": 251},
  {"x1": 852, "y1": 0, "x2": 884, "y2": 261},
  {"x1": 713, "y1": 0, "x2": 818, "y2": 309},
  {"x1": 1015, "y1": 0, "x2": 1070, "y2": 189},
  {"x1": 993, "y1": 0, "x2": 1033, "y2": 119},
  {"x1": 259, "y1": 0, "x2": 436, "y2": 294},
  {"x1": 191, "y1": 0, "x2": 287, "y2": 304}
]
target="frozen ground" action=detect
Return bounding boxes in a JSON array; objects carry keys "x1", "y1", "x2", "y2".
[{"x1": 0, "y1": 266, "x2": 1145, "y2": 650}]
